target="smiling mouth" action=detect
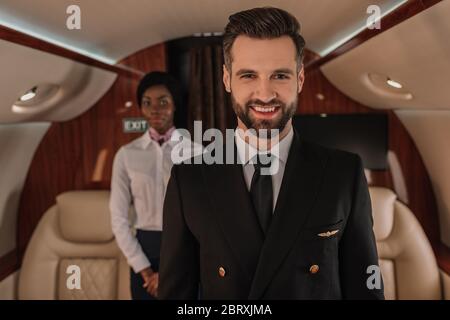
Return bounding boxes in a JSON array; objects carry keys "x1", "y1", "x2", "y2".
[{"x1": 249, "y1": 105, "x2": 281, "y2": 116}]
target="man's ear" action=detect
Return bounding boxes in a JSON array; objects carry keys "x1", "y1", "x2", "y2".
[
  {"x1": 297, "y1": 66, "x2": 305, "y2": 93},
  {"x1": 223, "y1": 64, "x2": 231, "y2": 93}
]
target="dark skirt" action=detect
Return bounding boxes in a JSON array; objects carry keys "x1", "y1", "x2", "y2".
[{"x1": 129, "y1": 229, "x2": 162, "y2": 300}]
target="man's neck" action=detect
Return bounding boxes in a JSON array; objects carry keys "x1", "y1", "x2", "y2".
[{"x1": 237, "y1": 120, "x2": 292, "y2": 151}]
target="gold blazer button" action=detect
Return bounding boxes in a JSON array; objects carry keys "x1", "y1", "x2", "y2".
[
  {"x1": 309, "y1": 264, "x2": 319, "y2": 274},
  {"x1": 218, "y1": 266, "x2": 226, "y2": 278}
]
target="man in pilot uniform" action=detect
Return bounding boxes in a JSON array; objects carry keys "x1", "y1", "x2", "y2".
[{"x1": 158, "y1": 7, "x2": 384, "y2": 299}]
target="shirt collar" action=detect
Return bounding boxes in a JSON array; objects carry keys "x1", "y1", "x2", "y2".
[
  {"x1": 149, "y1": 126, "x2": 175, "y2": 143},
  {"x1": 138, "y1": 126, "x2": 176, "y2": 149},
  {"x1": 235, "y1": 125, "x2": 293, "y2": 166}
]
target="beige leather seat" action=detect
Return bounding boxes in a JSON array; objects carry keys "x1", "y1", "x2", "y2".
[
  {"x1": 369, "y1": 187, "x2": 443, "y2": 299},
  {"x1": 18, "y1": 191, "x2": 131, "y2": 300}
]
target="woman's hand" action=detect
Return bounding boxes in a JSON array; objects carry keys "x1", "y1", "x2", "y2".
[{"x1": 140, "y1": 267, "x2": 159, "y2": 298}]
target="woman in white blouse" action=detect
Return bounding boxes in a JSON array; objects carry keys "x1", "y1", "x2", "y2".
[{"x1": 110, "y1": 72, "x2": 184, "y2": 300}]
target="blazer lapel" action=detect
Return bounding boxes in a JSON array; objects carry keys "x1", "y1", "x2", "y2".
[
  {"x1": 202, "y1": 141, "x2": 264, "y2": 281},
  {"x1": 249, "y1": 131, "x2": 329, "y2": 299}
]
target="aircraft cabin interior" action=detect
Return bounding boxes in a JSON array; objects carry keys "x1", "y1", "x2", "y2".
[{"x1": 0, "y1": 0, "x2": 450, "y2": 303}]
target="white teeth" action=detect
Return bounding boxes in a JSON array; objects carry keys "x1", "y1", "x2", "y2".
[{"x1": 253, "y1": 106, "x2": 276, "y2": 113}]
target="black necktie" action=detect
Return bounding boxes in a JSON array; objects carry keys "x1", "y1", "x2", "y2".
[{"x1": 250, "y1": 155, "x2": 273, "y2": 235}]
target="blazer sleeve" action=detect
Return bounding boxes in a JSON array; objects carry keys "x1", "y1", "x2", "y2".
[
  {"x1": 159, "y1": 165, "x2": 199, "y2": 299},
  {"x1": 338, "y1": 155, "x2": 385, "y2": 299}
]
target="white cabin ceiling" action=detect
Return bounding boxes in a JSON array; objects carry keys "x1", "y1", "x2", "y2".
[
  {"x1": 321, "y1": 0, "x2": 450, "y2": 110},
  {"x1": 0, "y1": 0, "x2": 404, "y2": 63}
]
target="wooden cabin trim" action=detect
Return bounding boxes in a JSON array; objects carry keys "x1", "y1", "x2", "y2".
[{"x1": 0, "y1": 25, "x2": 143, "y2": 79}]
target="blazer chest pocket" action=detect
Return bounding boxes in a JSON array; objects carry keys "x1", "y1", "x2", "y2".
[
  {"x1": 293, "y1": 220, "x2": 344, "y2": 298},
  {"x1": 296, "y1": 219, "x2": 344, "y2": 265},
  {"x1": 294, "y1": 220, "x2": 344, "y2": 299},
  {"x1": 301, "y1": 219, "x2": 344, "y2": 242}
]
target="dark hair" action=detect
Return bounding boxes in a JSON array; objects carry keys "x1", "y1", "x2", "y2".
[
  {"x1": 136, "y1": 71, "x2": 182, "y2": 109},
  {"x1": 223, "y1": 7, "x2": 306, "y2": 71}
]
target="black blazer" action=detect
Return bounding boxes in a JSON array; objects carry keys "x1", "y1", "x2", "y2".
[{"x1": 159, "y1": 130, "x2": 384, "y2": 300}]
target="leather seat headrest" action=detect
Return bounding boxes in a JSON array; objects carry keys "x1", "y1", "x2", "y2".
[{"x1": 57, "y1": 191, "x2": 113, "y2": 243}]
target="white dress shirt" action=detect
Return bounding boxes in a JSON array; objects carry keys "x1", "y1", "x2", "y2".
[
  {"x1": 110, "y1": 129, "x2": 201, "y2": 273},
  {"x1": 235, "y1": 126, "x2": 294, "y2": 212}
]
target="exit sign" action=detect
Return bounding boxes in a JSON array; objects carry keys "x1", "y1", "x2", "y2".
[{"x1": 123, "y1": 118, "x2": 148, "y2": 133}]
